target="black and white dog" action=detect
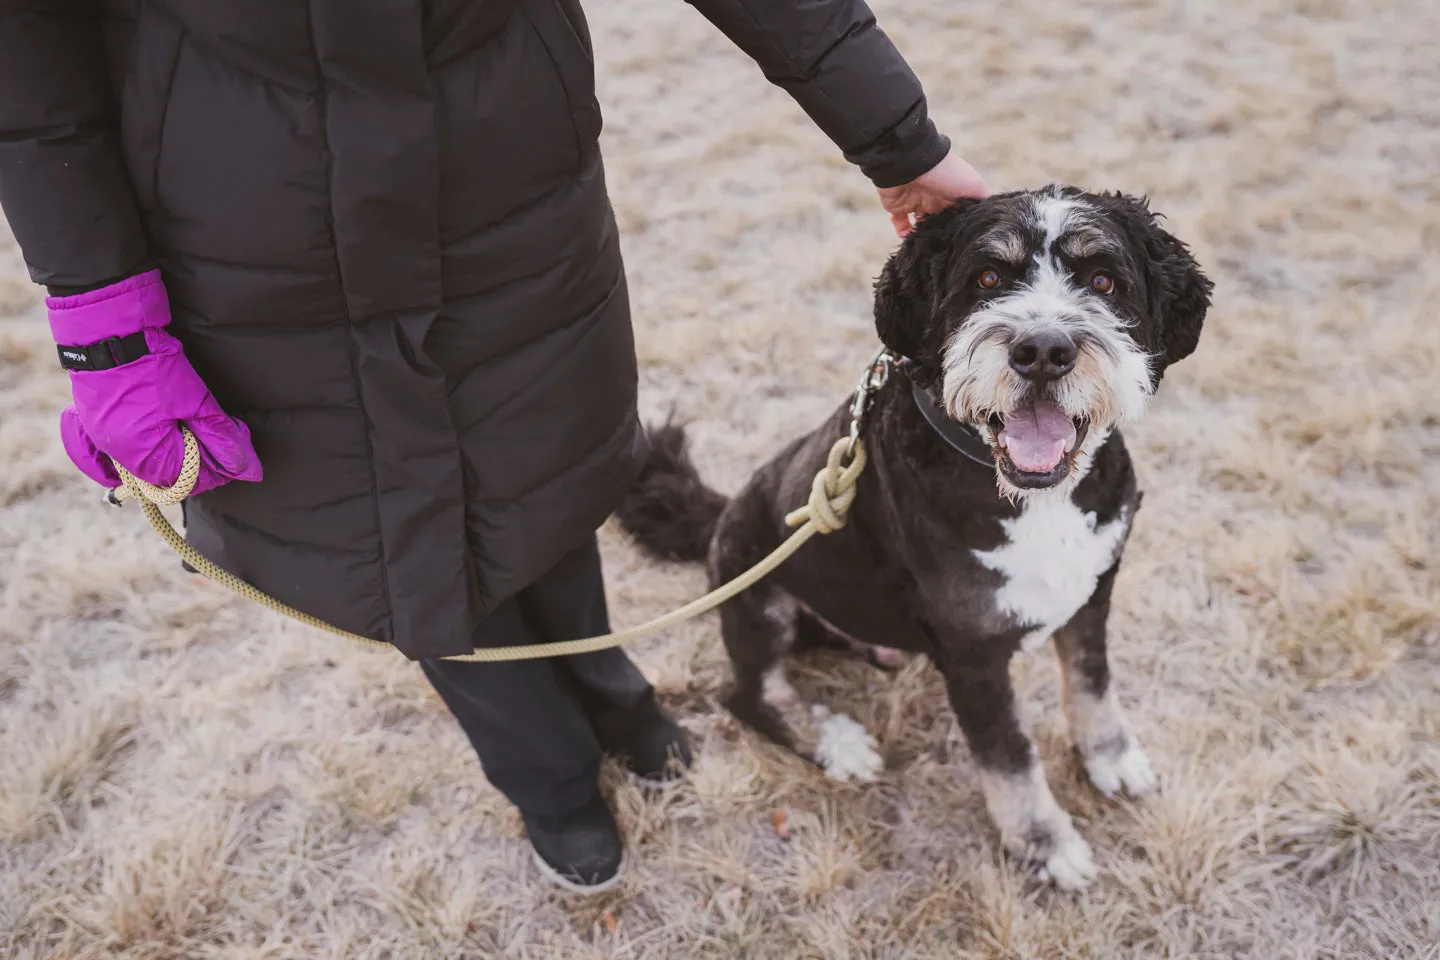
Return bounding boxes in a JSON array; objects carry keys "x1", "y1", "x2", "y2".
[{"x1": 619, "y1": 186, "x2": 1212, "y2": 889}]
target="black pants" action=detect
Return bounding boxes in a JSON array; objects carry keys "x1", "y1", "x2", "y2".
[{"x1": 419, "y1": 535, "x2": 662, "y2": 817}]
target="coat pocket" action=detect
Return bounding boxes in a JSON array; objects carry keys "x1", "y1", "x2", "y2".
[{"x1": 521, "y1": 0, "x2": 602, "y2": 157}]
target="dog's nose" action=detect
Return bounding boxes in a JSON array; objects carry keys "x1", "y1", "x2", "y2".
[{"x1": 1009, "y1": 331, "x2": 1077, "y2": 383}]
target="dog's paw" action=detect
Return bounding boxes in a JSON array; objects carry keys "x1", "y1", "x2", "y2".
[
  {"x1": 812, "y1": 707, "x2": 883, "y2": 783},
  {"x1": 1035, "y1": 831, "x2": 1098, "y2": 891},
  {"x1": 1085, "y1": 742, "x2": 1158, "y2": 798}
]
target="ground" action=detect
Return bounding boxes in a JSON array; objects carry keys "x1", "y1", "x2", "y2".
[{"x1": 1, "y1": 0, "x2": 1437, "y2": 957}]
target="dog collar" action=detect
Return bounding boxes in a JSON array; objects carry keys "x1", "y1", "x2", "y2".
[{"x1": 907, "y1": 378, "x2": 996, "y2": 469}]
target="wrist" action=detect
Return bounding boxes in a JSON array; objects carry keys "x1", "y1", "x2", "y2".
[
  {"x1": 850, "y1": 100, "x2": 953, "y2": 190},
  {"x1": 46, "y1": 269, "x2": 171, "y2": 346},
  {"x1": 873, "y1": 122, "x2": 952, "y2": 189}
]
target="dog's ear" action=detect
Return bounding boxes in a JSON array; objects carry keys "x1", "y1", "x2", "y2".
[
  {"x1": 1102, "y1": 193, "x2": 1214, "y2": 369},
  {"x1": 873, "y1": 201, "x2": 977, "y2": 386},
  {"x1": 873, "y1": 239, "x2": 933, "y2": 361},
  {"x1": 1146, "y1": 218, "x2": 1213, "y2": 367}
]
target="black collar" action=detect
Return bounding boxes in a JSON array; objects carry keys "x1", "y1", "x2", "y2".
[{"x1": 902, "y1": 369, "x2": 996, "y2": 469}]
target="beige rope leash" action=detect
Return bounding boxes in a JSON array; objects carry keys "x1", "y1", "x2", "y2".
[
  {"x1": 105, "y1": 351, "x2": 892, "y2": 662},
  {"x1": 109, "y1": 431, "x2": 865, "y2": 662}
]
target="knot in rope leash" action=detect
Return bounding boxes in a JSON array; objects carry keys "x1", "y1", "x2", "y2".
[
  {"x1": 784, "y1": 435, "x2": 866, "y2": 534},
  {"x1": 105, "y1": 349, "x2": 895, "y2": 662}
]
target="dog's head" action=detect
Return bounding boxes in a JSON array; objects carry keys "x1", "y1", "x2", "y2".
[{"x1": 874, "y1": 185, "x2": 1213, "y2": 495}]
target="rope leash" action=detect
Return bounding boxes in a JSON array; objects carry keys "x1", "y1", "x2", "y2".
[{"x1": 106, "y1": 351, "x2": 894, "y2": 662}]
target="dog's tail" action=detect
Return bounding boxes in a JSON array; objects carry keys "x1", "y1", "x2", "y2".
[{"x1": 617, "y1": 422, "x2": 728, "y2": 564}]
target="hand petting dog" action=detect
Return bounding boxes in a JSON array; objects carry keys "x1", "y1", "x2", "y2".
[{"x1": 879, "y1": 150, "x2": 992, "y2": 236}]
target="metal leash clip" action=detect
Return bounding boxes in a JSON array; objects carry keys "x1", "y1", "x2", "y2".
[{"x1": 846, "y1": 347, "x2": 895, "y2": 460}]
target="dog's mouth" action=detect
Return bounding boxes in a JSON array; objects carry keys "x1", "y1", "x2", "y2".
[{"x1": 985, "y1": 400, "x2": 1090, "y2": 490}]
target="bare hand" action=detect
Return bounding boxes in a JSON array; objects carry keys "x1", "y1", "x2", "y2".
[{"x1": 878, "y1": 151, "x2": 991, "y2": 237}]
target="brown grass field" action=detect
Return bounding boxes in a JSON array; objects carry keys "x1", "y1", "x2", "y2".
[{"x1": 2, "y1": 0, "x2": 1438, "y2": 956}]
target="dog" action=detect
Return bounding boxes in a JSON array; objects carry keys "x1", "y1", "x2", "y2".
[{"x1": 618, "y1": 185, "x2": 1213, "y2": 890}]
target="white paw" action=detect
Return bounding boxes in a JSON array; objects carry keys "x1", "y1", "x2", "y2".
[
  {"x1": 812, "y1": 707, "x2": 883, "y2": 783},
  {"x1": 1036, "y1": 831, "x2": 1097, "y2": 891},
  {"x1": 1085, "y1": 742, "x2": 1158, "y2": 799}
]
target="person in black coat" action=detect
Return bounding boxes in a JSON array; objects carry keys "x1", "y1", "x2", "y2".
[{"x1": 0, "y1": 0, "x2": 988, "y2": 891}]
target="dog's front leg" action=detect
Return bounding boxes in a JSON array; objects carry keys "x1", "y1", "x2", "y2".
[
  {"x1": 1052, "y1": 562, "x2": 1158, "y2": 799},
  {"x1": 936, "y1": 649, "x2": 1097, "y2": 891}
]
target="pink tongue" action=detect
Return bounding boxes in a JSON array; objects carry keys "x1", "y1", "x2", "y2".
[{"x1": 999, "y1": 400, "x2": 1076, "y2": 473}]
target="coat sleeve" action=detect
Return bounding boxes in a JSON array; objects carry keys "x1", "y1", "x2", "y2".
[
  {"x1": 684, "y1": 0, "x2": 951, "y2": 188},
  {"x1": 0, "y1": 0, "x2": 150, "y2": 293}
]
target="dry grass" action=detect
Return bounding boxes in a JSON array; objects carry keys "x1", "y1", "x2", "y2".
[{"x1": 2, "y1": 0, "x2": 1438, "y2": 956}]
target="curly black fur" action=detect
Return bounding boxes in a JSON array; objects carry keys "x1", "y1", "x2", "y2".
[
  {"x1": 616, "y1": 422, "x2": 728, "y2": 563},
  {"x1": 1087, "y1": 191, "x2": 1215, "y2": 373}
]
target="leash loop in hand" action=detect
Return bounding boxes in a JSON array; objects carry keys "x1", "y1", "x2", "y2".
[{"x1": 108, "y1": 425, "x2": 201, "y2": 507}]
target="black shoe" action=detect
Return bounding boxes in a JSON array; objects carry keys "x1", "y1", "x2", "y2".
[
  {"x1": 523, "y1": 793, "x2": 624, "y2": 894},
  {"x1": 603, "y1": 707, "x2": 693, "y2": 788}
]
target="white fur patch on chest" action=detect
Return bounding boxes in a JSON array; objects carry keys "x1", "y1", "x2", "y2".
[{"x1": 974, "y1": 496, "x2": 1130, "y2": 651}]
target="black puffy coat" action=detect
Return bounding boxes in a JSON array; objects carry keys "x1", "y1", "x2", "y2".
[{"x1": 0, "y1": 0, "x2": 949, "y2": 658}]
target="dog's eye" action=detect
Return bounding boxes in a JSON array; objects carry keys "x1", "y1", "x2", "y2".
[
  {"x1": 1089, "y1": 272, "x2": 1116, "y2": 295},
  {"x1": 978, "y1": 269, "x2": 1002, "y2": 290}
]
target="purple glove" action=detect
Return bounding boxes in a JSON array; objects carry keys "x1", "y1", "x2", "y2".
[{"x1": 48, "y1": 270, "x2": 262, "y2": 495}]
